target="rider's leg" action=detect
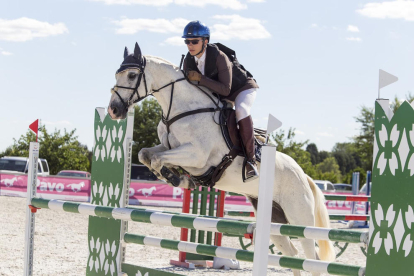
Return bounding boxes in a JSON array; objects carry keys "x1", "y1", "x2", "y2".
[{"x1": 235, "y1": 88, "x2": 259, "y2": 182}]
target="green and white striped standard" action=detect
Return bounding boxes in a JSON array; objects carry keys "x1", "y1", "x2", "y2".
[
  {"x1": 124, "y1": 234, "x2": 366, "y2": 276},
  {"x1": 31, "y1": 198, "x2": 368, "y2": 244}
]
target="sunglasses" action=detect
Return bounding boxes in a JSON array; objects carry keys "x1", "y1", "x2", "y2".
[{"x1": 184, "y1": 39, "x2": 203, "y2": 45}]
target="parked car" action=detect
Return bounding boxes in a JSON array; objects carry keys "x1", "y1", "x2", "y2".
[
  {"x1": 313, "y1": 180, "x2": 335, "y2": 192},
  {"x1": 0, "y1": 156, "x2": 49, "y2": 176},
  {"x1": 333, "y1": 183, "x2": 352, "y2": 192},
  {"x1": 131, "y1": 164, "x2": 158, "y2": 181},
  {"x1": 359, "y1": 182, "x2": 372, "y2": 195},
  {"x1": 57, "y1": 170, "x2": 91, "y2": 178}
]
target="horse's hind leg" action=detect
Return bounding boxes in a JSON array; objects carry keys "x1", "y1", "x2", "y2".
[
  {"x1": 299, "y1": 238, "x2": 321, "y2": 276},
  {"x1": 269, "y1": 235, "x2": 302, "y2": 276},
  {"x1": 282, "y1": 198, "x2": 321, "y2": 276}
]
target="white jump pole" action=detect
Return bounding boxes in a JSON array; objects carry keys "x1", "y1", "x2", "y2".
[
  {"x1": 253, "y1": 114, "x2": 282, "y2": 276},
  {"x1": 23, "y1": 142, "x2": 39, "y2": 276}
]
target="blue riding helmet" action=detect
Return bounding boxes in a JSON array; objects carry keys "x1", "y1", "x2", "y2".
[{"x1": 182, "y1": 21, "x2": 210, "y2": 38}]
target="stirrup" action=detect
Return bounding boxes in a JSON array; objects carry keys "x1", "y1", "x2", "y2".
[{"x1": 243, "y1": 161, "x2": 259, "y2": 183}]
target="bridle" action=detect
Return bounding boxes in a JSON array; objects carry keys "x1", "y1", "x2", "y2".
[
  {"x1": 111, "y1": 57, "x2": 149, "y2": 112},
  {"x1": 111, "y1": 55, "x2": 223, "y2": 149}
]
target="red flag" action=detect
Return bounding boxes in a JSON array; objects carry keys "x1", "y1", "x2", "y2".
[{"x1": 29, "y1": 119, "x2": 39, "y2": 142}]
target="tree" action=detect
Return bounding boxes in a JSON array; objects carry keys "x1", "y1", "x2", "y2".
[
  {"x1": 306, "y1": 143, "x2": 319, "y2": 165},
  {"x1": 353, "y1": 106, "x2": 375, "y2": 173},
  {"x1": 331, "y1": 142, "x2": 361, "y2": 179},
  {"x1": 318, "y1": 151, "x2": 329, "y2": 163},
  {"x1": 0, "y1": 126, "x2": 91, "y2": 175},
  {"x1": 271, "y1": 128, "x2": 316, "y2": 177},
  {"x1": 312, "y1": 157, "x2": 342, "y2": 183},
  {"x1": 132, "y1": 98, "x2": 163, "y2": 164}
]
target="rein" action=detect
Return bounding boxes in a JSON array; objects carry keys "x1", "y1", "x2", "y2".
[{"x1": 112, "y1": 58, "x2": 223, "y2": 149}]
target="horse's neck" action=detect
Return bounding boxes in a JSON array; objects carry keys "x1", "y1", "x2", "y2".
[{"x1": 146, "y1": 57, "x2": 220, "y2": 119}]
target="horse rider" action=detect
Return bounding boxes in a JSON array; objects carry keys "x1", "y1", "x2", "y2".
[{"x1": 182, "y1": 20, "x2": 260, "y2": 182}]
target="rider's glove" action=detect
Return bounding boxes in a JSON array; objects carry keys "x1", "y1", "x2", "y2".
[{"x1": 187, "y1": 71, "x2": 202, "y2": 82}]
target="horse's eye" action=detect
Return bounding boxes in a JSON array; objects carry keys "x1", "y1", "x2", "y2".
[{"x1": 128, "y1": 72, "x2": 137, "y2": 79}]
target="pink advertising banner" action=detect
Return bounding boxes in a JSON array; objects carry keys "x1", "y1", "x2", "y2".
[
  {"x1": 0, "y1": 172, "x2": 90, "y2": 202},
  {"x1": 1, "y1": 171, "x2": 367, "y2": 214}
]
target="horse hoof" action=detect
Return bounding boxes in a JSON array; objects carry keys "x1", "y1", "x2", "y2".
[{"x1": 160, "y1": 166, "x2": 180, "y2": 187}]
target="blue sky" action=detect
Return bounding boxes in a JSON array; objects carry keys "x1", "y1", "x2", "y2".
[{"x1": 1, "y1": 0, "x2": 413, "y2": 152}]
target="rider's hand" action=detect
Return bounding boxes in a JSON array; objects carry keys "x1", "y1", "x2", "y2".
[{"x1": 187, "y1": 71, "x2": 201, "y2": 82}]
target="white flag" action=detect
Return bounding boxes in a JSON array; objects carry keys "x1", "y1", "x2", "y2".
[
  {"x1": 379, "y1": 69, "x2": 398, "y2": 89},
  {"x1": 266, "y1": 114, "x2": 282, "y2": 137}
]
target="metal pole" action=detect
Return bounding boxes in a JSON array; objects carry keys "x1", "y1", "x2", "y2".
[
  {"x1": 365, "y1": 171, "x2": 371, "y2": 226},
  {"x1": 23, "y1": 142, "x2": 39, "y2": 276}
]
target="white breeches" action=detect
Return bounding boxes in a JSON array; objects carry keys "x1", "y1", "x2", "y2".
[{"x1": 234, "y1": 88, "x2": 257, "y2": 122}]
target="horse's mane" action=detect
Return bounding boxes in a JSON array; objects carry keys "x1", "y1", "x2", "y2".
[{"x1": 145, "y1": 55, "x2": 179, "y2": 70}]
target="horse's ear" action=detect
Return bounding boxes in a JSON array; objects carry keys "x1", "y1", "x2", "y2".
[
  {"x1": 124, "y1": 47, "x2": 129, "y2": 59},
  {"x1": 134, "y1": 42, "x2": 142, "y2": 61}
]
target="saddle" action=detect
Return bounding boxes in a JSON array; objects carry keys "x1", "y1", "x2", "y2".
[{"x1": 189, "y1": 102, "x2": 265, "y2": 187}]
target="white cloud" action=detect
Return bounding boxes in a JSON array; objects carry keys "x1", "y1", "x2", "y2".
[
  {"x1": 295, "y1": 130, "x2": 305, "y2": 135},
  {"x1": 163, "y1": 36, "x2": 186, "y2": 46},
  {"x1": 0, "y1": 47, "x2": 12, "y2": 56},
  {"x1": 117, "y1": 15, "x2": 271, "y2": 45},
  {"x1": 346, "y1": 37, "x2": 362, "y2": 42},
  {"x1": 317, "y1": 132, "x2": 334, "y2": 137},
  {"x1": 90, "y1": 0, "x2": 173, "y2": 5},
  {"x1": 310, "y1": 23, "x2": 318, "y2": 28},
  {"x1": 113, "y1": 18, "x2": 188, "y2": 34},
  {"x1": 0, "y1": 17, "x2": 68, "y2": 42},
  {"x1": 175, "y1": 0, "x2": 247, "y2": 10},
  {"x1": 91, "y1": 0, "x2": 247, "y2": 9},
  {"x1": 357, "y1": 0, "x2": 414, "y2": 21},
  {"x1": 211, "y1": 15, "x2": 271, "y2": 40},
  {"x1": 248, "y1": 0, "x2": 265, "y2": 2},
  {"x1": 347, "y1": 25, "x2": 360, "y2": 32}
]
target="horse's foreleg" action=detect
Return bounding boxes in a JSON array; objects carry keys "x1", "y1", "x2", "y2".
[
  {"x1": 150, "y1": 143, "x2": 207, "y2": 171},
  {"x1": 138, "y1": 144, "x2": 168, "y2": 166},
  {"x1": 150, "y1": 143, "x2": 207, "y2": 188},
  {"x1": 138, "y1": 144, "x2": 169, "y2": 178}
]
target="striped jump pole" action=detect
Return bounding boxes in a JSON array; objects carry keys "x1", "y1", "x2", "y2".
[
  {"x1": 329, "y1": 215, "x2": 370, "y2": 221},
  {"x1": 124, "y1": 234, "x2": 366, "y2": 276},
  {"x1": 324, "y1": 195, "x2": 370, "y2": 202},
  {"x1": 225, "y1": 211, "x2": 370, "y2": 221},
  {"x1": 31, "y1": 198, "x2": 369, "y2": 244},
  {"x1": 227, "y1": 193, "x2": 371, "y2": 202}
]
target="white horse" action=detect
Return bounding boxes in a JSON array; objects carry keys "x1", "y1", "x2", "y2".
[
  {"x1": 108, "y1": 43, "x2": 335, "y2": 275},
  {"x1": 67, "y1": 182, "x2": 85, "y2": 192},
  {"x1": 1, "y1": 177, "x2": 17, "y2": 187},
  {"x1": 137, "y1": 186, "x2": 157, "y2": 197}
]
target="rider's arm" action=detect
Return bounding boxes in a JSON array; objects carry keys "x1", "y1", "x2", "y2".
[{"x1": 199, "y1": 52, "x2": 232, "y2": 96}]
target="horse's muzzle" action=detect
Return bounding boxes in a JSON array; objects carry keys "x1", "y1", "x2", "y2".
[{"x1": 108, "y1": 100, "x2": 127, "y2": 120}]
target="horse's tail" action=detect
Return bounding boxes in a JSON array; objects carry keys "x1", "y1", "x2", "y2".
[{"x1": 307, "y1": 175, "x2": 336, "y2": 262}]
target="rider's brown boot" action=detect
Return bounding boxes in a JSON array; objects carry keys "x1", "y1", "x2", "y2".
[{"x1": 238, "y1": 115, "x2": 259, "y2": 182}]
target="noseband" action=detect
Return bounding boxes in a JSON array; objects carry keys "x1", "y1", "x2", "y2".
[{"x1": 111, "y1": 57, "x2": 149, "y2": 113}]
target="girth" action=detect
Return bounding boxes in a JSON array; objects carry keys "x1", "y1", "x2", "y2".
[{"x1": 162, "y1": 107, "x2": 220, "y2": 146}]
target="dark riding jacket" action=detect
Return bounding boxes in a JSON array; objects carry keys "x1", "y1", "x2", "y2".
[{"x1": 184, "y1": 44, "x2": 258, "y2": 101}]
